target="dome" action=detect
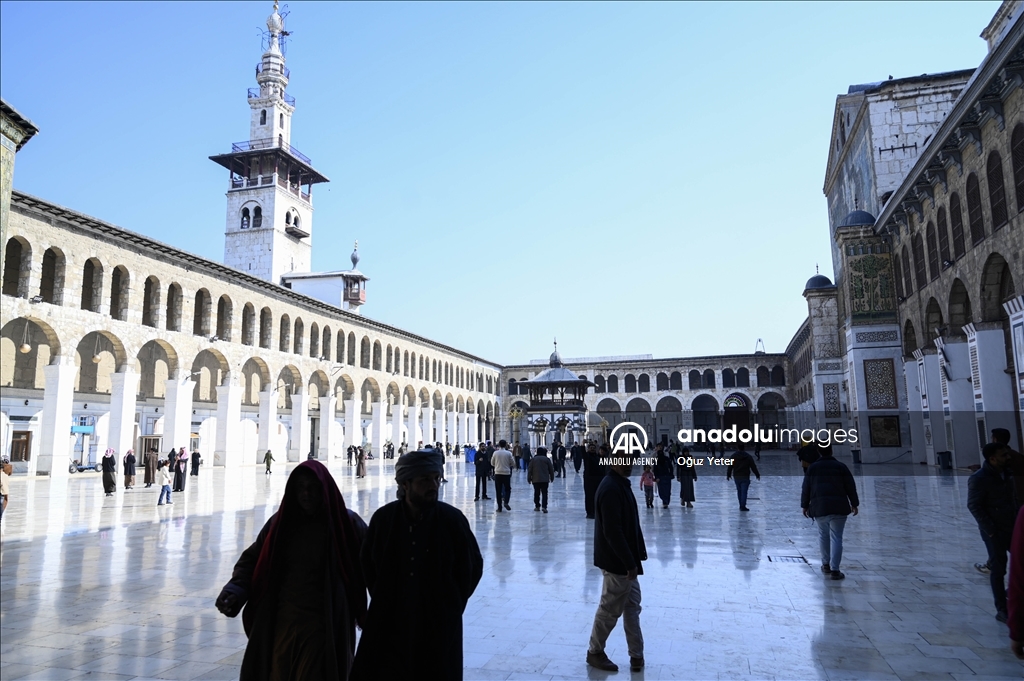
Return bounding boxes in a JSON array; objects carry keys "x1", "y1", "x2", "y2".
[
  {"x1": 549, "y1": 348, "x2": 563, "y2": 368},
  {"x1": 805, "y1": 274, "x2": 834, "y2": 290},
  {"x1": 839, "y1": 210, "x2": 876, "y2": 227}
]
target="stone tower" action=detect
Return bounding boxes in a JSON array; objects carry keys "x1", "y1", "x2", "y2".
[{"x1": 211, "y1": 3, "x2": 328, "y2": 283}]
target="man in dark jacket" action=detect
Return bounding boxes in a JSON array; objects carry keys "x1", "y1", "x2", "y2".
[
  {"x1": 474, "y1": 441, "x2": 491, "y2": 501},
  {"x1": 572, "y1": 442, "x2": 584, "y2": 474},
  {"x1": 583, "y1": 442, "x2": 606, "y2": 519},
  {"x1": 725, "y1": 443, "x2": 760, "y2": 511},
  {"x1": 527, "y1": 446, "x2": 555, "y2": 512},
  {"x1": 351, "y1": 449, "x2": 483, "y2": 680},
  {"x1": 801, "y1": 445, "x2": 859, "y2": 580},
  {"x1": 968, "y1": 442, "x2": 1018, "y2": 623},
  {"x1": 586, "y1": 458, "x2": 647, "y2": 673}
]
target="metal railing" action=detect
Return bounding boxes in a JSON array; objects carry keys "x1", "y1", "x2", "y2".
[{"x1": 230, "y1": 138, "x2": 312, "y2": 165}]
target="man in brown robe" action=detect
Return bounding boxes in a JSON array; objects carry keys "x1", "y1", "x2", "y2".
[{"x1": 143, "y1": 448, "x2": 158, "y2": 488}]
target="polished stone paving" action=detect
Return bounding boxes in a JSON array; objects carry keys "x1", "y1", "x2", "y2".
[{"x1": 1, "y1": 451, "x2": 1022, "y2": 681}]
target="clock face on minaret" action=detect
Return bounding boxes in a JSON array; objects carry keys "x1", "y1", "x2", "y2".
[{"x1": 209, "y1": 4, "x2": 329, "y2": 284}]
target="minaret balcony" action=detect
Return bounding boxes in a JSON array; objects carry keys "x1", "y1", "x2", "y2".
[
  {"x1": 247, "y1": 87, "x2": 296, "y2": 106},
  {"x1": 231, "y1": 139, "x2": 311, "y2": 165},
  {"x1": 256, "y1": 62, "x2": 290, "y2": 79}
]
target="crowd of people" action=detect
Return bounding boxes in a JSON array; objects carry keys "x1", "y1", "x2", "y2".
[{"x1": 96, "y1": 446, "x2": 202, "y2": 500}]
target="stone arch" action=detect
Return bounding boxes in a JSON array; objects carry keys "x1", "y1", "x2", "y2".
[
  {"x1": 276, "y1": 365, "x2": 303, "y2": 410},
  {"x1": 241, "y1": 303, "x2": 256, "y2": 346},
  {"x1": 979, "y1": 252, "x2": 1015, "y2": 323},
  {"x1": 215, "y1": 294, "x2": 233, "y2": 341},
  {"x1": 770, "y1": 365, "x2": 785, "y2": 386},
  {"x1": 948, "y1": 278, "x2": 973, "y2": 336},
  {"x1": 193, "y1": 288, "x2": 212, "y2": 336},
  {"x1": 80, "y1": 257, "x2": 103, "y2": 312},
  {"x1": 656, "y1": 395, "x2": 682, "y2": 411},
  {"x1": 456, "y1": 395, "x2": 466, "y2": 413},
  {"x1": 293, "y1": 317, "x2": 304, "y2": 355},
  {"x1": 372, "y1": 340, "x2": 382, "y2": 371},
  {"x1": 594, "y1": 374, "x2": 606, "y2": 393},
  {"x1": 691, "y1": 393, "x2": 720, "y2": 434},
  {"x1": 736, "y1": 367, "x2": 750, "y2": 387},
  {"x1": 73, "y1": 329, "x2": 129, "y2": 394},
  {"x1": 309, "y1": 321, "x2": 320, "y2": 359},
  {"x1": 723, "y1": 392, "x2": 750, "y2": 409},
  {"x1": 386, "y1": 344, "x2": 393, "y2": 373},
  {"x1": 166, "y1": 282, "x2": 182, "y2": 332},
  {"x1": 432, "y1": 390, "x2": 443, "y2": 410},
  {"x1": 136, "y1": 339, "x2": 179, "y2": 399},
  {"x1": 656, "y1": 372, "x2": 669, "y2": 391},
  {"x1": 259, "y1": 306, "x2": 272, "y2": 349},
  {"x1": 321, "y1": 325, "x2": 331, "y2": 361},
  {"x1": 624, "y1": 373, "x2": 637, "y2": 393},
  {"x1": 37, "y1": 246, "x2": 66, "y2": 306},
  {"x1": 465, "y1": 395, "x2": 477, "y2": 413},
  {"x1": 348, "y1": 332, "x2": 357, "y2": 365},
  {"x1": 669, "y1": 371, "x2": 683, "y2": 390},
  {"x1": 1, "y1": 317, "x2": 62, "y2": 389},
  {"x1": 756, "y1": 366, "x2": 770, "y2": 387},
  {"x1": 108, "y1": 265, "x2": 130, "y2": 321},
  {"x1": 445, "y1": 393, "x2": 455, "y2": 412},
  {"x1": 756, "y1": 391, "x2": 787, "y2": 432},
  {"x1": 403, "y1": 384, "x2": 417, "y2": 407},
  {"x1": 638, "y1": 373, "x2": 650, "y2": 392},
  {"x1": 722, "y1": 368, "x2": 736, "y2": 388},
  {"x1": 606, "y1": 374, "x2": 619, "y2": 393},
  {"x1": 241, "y1": 357, "x2": 271, "y2": 406},
  {"x1": 654, "y1": 395, "x2": 684, "y2": 444},
  {"x1": 279, "y1": 313, "x2": 291, "y2": 352},
  {"x1": 142, "y1": 275, "x2": 161, "y2": 328},
  {"x1": 421, "y1": 388, "x2": 433, "y2": 408},
  {"x1": 360, "y1": 378, "x2": 381, "y2": 412},
  {"x1": 702, "y1": 369, "x2": 716, "y2": 389},
  {"x1": 924, "y1": 297, "x2": 943, "y2": 346},
  {"x1": 336, "y1": 328, "x2": 346, "y2": 363},
  {"x1": 190, "y1": 348, "x2": 230, "y2": 403},
  {"x1": 360, "y1": 336, "x2": 371, "y2": 369},
  {"x1": 334, "y1": 373, "x2": 356, "y2": 403},
  {"x1": 308, "y1": 369, "x2": 331, "y2": 411},
  {"x1": 688, "y1": 369, "x2": 701, "y2": 390},
  {"x1": 2, "y1": 235, "x2": 31, "y2": 298},
  {"x1": 903, "y1": 318, "x2": 919, "y2": 356}
]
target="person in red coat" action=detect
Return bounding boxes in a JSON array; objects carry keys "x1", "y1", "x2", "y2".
[{"x1": 1009, "y1": 504, "x2": 1024, "y2": 659}]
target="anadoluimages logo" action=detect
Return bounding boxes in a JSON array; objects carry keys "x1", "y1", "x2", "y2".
[{"x1": 610, "y1": 422, "x2": 649, "y2": 455}]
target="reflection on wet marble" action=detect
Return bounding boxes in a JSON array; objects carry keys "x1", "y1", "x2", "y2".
[{"x1": 1, "y1": 452, "x2": 1022, "y2": 680}]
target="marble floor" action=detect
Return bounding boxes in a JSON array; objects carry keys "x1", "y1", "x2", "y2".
[{"x1": 1, "y1": 451, "x2": 1021, "y2": 681}]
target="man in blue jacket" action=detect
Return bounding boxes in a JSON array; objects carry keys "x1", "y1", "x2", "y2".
[
  {"x1": 968, "y1": 442, "x2": 1017, "y2": 623},
  {"x1": 801, "y1": 444, "x2": 859, "y2": 581},
  {"x1": 587, "y1": 458, "x2": 647, "y2": 673}
]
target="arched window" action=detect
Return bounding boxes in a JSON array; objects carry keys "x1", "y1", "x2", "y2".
[
  {"x1": 949, "y1": 193, "x2": 966, "y2": 259},
  {"x1": 109, "y1": 266, "x2": 129, "y2": 321},
  {"x1": 253, "y1": 206, "x2": 263, "y2": 228},
  {"x1": 279, "y1": 314, "x2": 291, "y2": 352},
  {"x1": 688, "y1": 370, "x2": 701, "y2": 390},
  {"x1": 39, "y1": 247, "x2": 65, "y2": 305},
  {"x1": 770, "y1": 366, "x2": 785, "y2": 386},
  {"x1": 373, "y1": 342, "x2": 382, "y2": 370},
  {"x1": 948, "y1": 278, "x2": 973, "y2": 335},
  {"x1": 279, "y1": 113, "x2": 284, "y2": 127},
  {"x1": 293, "y1": 214, "x2": 300, "y2": 230},
  {"x1": 735, "y1": 368, "x2": 750, "y2": 387},
  {"x1": 757, "y1": 366, "x2": 770, "y2": 386},
  {"x1": 903, "y1": 319, "x2": 918, "y2": 356},
  {"x1": 670, "y1": 371, "x2": 682, "y2": 390},
  {"x1": 81, "y1": 258, "x2": 101, "y2": 312},
  {"x1": 194, "y1": 289, "x2": 210, "y2": 336},
  {"x1": 337, "y1": 330, "x2": 346, "y2": 363},
  {"x1": 638, "y1": 374, "x2": 650, "y2": 392},
  {"x1": 142, "y1": 276, "x2": 159, "y2": 327},
  {"x1": 166, "y1": 283, "x2": 182, "y2": 331},
  {"x1": 624, "y1": 374, "x2": 637, "y2": 393},
  {"x1": 924, "y1": 298, "x2": 943, "y2": 346},
  {"x1": 293, "y1": 318, "x2": 304, "y2": 354},
  {"x1": 348, "y1": 332, "x2": 356, "y2": 365},
  {"x1": 722, "y1": 368, "x2": 735, "y2": 388},
  {"x1": 508, "y1": 379, "x2": 517, "y2": 396},
  {"x1": 936, "y1": 207, "x2": 950, "y2": 265},
  {"x1": 594, "y1": 375, "x2": 606, "y2": 393},
  {"x1": 260, "y1": 109, "x2": 267, "y2": 125},
  {"x1": 656, "y1": 372, "x2": 669, "y2": 391},
  {"x1": 702, "y1": 369, "x2": 715, "y2": 389},
  {"x1": 911, "y1": 233, "x2": 927, "y2": 290},
  {"x1": 309, "y1": 322, "x2": 319, "y2": 358},
  {"x1": 987, "y1": 151, "x2": 1008, "y2": 230},
  {"x1": 240, "y1": 207, "x2": 250, "y2": 229},
  {"x1": 1012, "y1": 123, "x2": 1024, "y2": 212},
  {"x1": 607, "y1": 375, "x2": 619, "y2": 393},
  {"x1": 285, "y1": 212, "x2": 292, "y2": 225},
  {"x1": 900, "y1": 247, "x2": 913, "y2": 297},
  {"x1": 893, "y1": 251, "x2": 905, "y2": 299},
  {"x1": 216, "y1": 295, "x2": 232, "y2": 341},
  {"x1": 322, "y1": 327, "x2": 331, "y2": 360},
  {"x1": 360, "y1": 337, "x2": 370, "y2": 369},
  {"x1": 259, "y1": 307, "x2": 272, "y2": 348},
  {"x1": 966, "y1": 173, "x2": 985, "y2": 245},
  {"x1": 925, "y1": 222, "x2": 939, "y2": 281},
  {"x1": 241, "y1": 304, "x2": 255, "y2": 346},
  {"x1": 278, "y1": 134, "x2": 283, "y2": 148}
]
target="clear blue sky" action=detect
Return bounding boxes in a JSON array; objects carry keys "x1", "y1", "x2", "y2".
[{"x1": 0, "y1": 1, "x2": 998, "y2": 365}]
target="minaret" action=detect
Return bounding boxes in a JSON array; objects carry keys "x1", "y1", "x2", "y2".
[
  {"x1": 340, "y1": 241, "x2": 369, "y2": 314},
  {"x1": 211, "y1": 2, "x2": 329, "y2": 283}
]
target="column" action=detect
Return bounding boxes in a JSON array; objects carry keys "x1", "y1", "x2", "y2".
[
  {"x1": 406, "y1": 402, "x2": 419, "y2": 448},
  {"x1": 163, "y1": 375, "x2": 195, "y2": 452},
  {"x1": 968, "y1": 323, "x2": 1019, "y2": 451},
  {"x1": 344, "y1": 396, "x2": 362, "y2": 451},
  {"x1": 257, "y1": 389, "x2": 278, "y2": 456},
  {"x1": 435, "y1": 409, "x2": 446, "y2": 446},
  {"x1": 107, "y1": 371, "x2": 140, "y2": 457},
  {"x1": 215, "y1": 382, "x2": 244, "y2": 468},
  {"x1": 36, "y1": 361, "x2": 76, "y2": 478},
  {"x1": 390, "y1": 400, "x2": 404, "y2": 449},
  {"x1": 318, "y1": 394, "x2": 336, "y2": 460},
  {"x1": 289, "y1": 391, "x2": 311, "y2": 462},
  {"x1": 371, "y1": 398, "x2": 387, "y2": 459},
  {"x1": 447, "y1": 410, "x2": 457, "y2": 446},
  {"x1": 458, "y1": 412, "x2": 468, "y2": 446},
  {"x1": 468, "y1": 413, "x2": 477, "y2": 445},
  {"x1": 1004, "y1": 296, "x2": 1024, "y2": 445},
  {"x1": 421, "y1": 404, "x2": 433, "y2": 445}
]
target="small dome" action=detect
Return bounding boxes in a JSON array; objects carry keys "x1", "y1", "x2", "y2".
[
  {"x1": 839, "y1": 210, "x2": 876, "y2": 227},
  {"x1": 267, "y1": 10, "x2": 283, "y2": 33},
  {"x1": 805, "y1": 274, "x2": 834, "y2": 290},
  {"x1": 549, "y1": 349, "x2": 563, "y2": 368}
]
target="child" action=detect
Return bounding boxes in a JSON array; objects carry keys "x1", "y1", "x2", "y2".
[
  {"x1": 640, "y1": 465, "x2": 656, "y2": 508},
  {"x1": 157, "y1": 460, "x2": 173, "y2": 506}
]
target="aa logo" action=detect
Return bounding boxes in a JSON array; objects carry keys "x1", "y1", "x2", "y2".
[{"x1": 610, "y1": 422, "x2": 649, "y2": 455}]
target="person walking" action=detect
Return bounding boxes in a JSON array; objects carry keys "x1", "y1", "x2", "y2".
[
  {"x1": 491, "y1": 440, "x2": 515, "y2": 512},
  {"x1": 350, "y1": 449, "x2": 482, "y2": 680},
  {"x1": 586, "y1": 458, "x2": 647, "y2": 673},
  {"x1": 0, "y1": 457, "x2": 11, "y2": 521},
  {"x1": 174, "y1": 447, "x2": 188, "y2": 492},
  {"x1": 572, "y1": 442, "x2": 584, "y2": 474},
  {"x1": 653, "y1": 444, "x2": 673, "y2": 509},
  {"x1": 726, "y1": 443, "x2": 760, "y2": 512},
  {"x1": 639, "y1": 465, "x2": 656, "y2": 509},
  {"x1": 555, "y1": 441, "x2": 568, "y2": 478},
  {"x1": 801, "y1": 443, "x2": 859, "y2": 580},
  {"x1": 968, "y1": 442, "x2": 1018, "y2": 623},
  {"x1": 796, "y1": 439, "x2": 821, "y2": 475},
  {"x1": 101, "y1": 448, "x2": 117, "y2": 496},
  {"x1": 512, "y1": 441, "x2": 522, "y2": 471},
  {"x1": 143, "y1": 448, "x2": 158, "y2": 488},
  {"x1": 528, "y1": 446, "x2": 555, "y2": 513},
  {"x1": 356, "y1": 447, "x2": 367, "y2": 479},
  {"x1": 474, "y1": 441, "x2": 491, "y2": 502},
  {"x1": 676, "y1": 447, "x2": 696, "y2": 508},
  {"x1": 190, "y1": 449, "x2": 202, "y2": 476},
  {"x1": 123, "y1": 449, "x2": 137, "y2": 490},
  {"x1": 263, "y1": 449, "x2": 275, "y2": 475},
  {"x1": 521, "y1": 443, "x2": 532, "y2": 472},
  {"x1": 583, "y1": 443, "x2": 607, "y2": 520},
  {"x1": 157, "y1": 461, "x2": 173, "y2": 505},
  {"x1": 216, "y1": 461, "x2": 367, "y2": 681}
]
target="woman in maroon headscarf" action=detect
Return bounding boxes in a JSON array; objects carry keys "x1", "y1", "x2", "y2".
[{"x1": 215, "y1": 460, "x2": 367, "y2": 680}]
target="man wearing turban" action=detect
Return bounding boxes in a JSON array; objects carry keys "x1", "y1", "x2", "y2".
[{"x1": 351, "y1": 449, "x2": 483, "y2": 680}]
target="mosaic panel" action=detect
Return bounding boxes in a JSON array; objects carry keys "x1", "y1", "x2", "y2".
[
  {"x1": 824, "y1": 383, "x2": 840, "y2": 418},
  {"x1": 855, "y1": 330, "x2": 898, "y2": 343},
  {"x1": 817, "y1": 362, "x2": 842, "y2": 371},
  {"x1": 864, "y1": 358, "x2": 898, "y2": 409}
]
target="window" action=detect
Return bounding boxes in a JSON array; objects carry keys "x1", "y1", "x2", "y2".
[
  {"x1": 606, "y1": 375, "x2": 618, "y2": 393},
  {"x1": 260, "y1": 110, "x2": 267, "y2": 125},
  {"x1": 656, "y1": 373, "x2": 669, "y2": 391},
  {"x1": 109, "y1": 266, "x2": 129, "y2": 320},
  {"x1": 949, "y1": 193, "x2": 966, "y2": 258},
  {"x1": 253, "y1": 206, "x2": 263, "y2": 228},
  {"x1": 670, "y1": 371, "x2": 682, "y2": 390},
  {"x1": 702, "y1": 369, "x2": 715, "y2": 389},
  {"x1": 216, "y1": 295, "x2": 232, "y2": 341},
  {"x1": 1012, "y1": 123, "x2": 1024, "y2": 212},
  {"x1": 987, "y1": 151, "x2": 1008, "y2": 230},
  {"x1": 142, "y1": 276, "x2": 159, "y2": 327},
  {"x1": 279, "y1": 113, "x2": 284, "y2": 127},
  {"x1": 688, "y1": 370, "x2": 701, "y2": 390},
  {"x1": 912, "y1": 233, "x2": 927, "y2": 290},
  {"x1": 638, "y1": 374, "x2": 650, "y2": 392},
  {"x1": 893, "y1": 251, "x2": 905, "y2": 299},
  {"x1": 966, "y1": 173, "x2": 985, "y2": 245},
  {"x1": 259, "y1": 307, "x2": 272, "y2": 348},
  {"x1": 39, "y1": 247, "x2": 64, "y2": 305},
  {"x1": 194, "y1": 289, "x2": 210, "y2": 336},
  {"x1": 722, "y1": 368, "x2": 735, "y2": 388},
  {"x1": 735, "y1": 368, "x2": 750, "y2": 387},
  {"x1": 240, "y1": 207, "x2": 250, "y2": 229},
  {"x1": 900, "y1": 247, "x2": 913, "y2": 296},
  {"x1": 166, "y1": 283, "x2": 182, "y2": 331},
  {"x1": 925, "y1": 222, "x2": 939, "y2": 281},
  {"x1": 936, "y1": 207, "x2": 950, "y2": 264}
]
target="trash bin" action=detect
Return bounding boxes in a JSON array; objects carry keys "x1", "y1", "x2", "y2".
[
  {"x1": 937, "y1": 451, "x2": 952, "y2": 469},
  {"x1": 851, "y1": 449, "x2": 862, "y2": 464}
]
